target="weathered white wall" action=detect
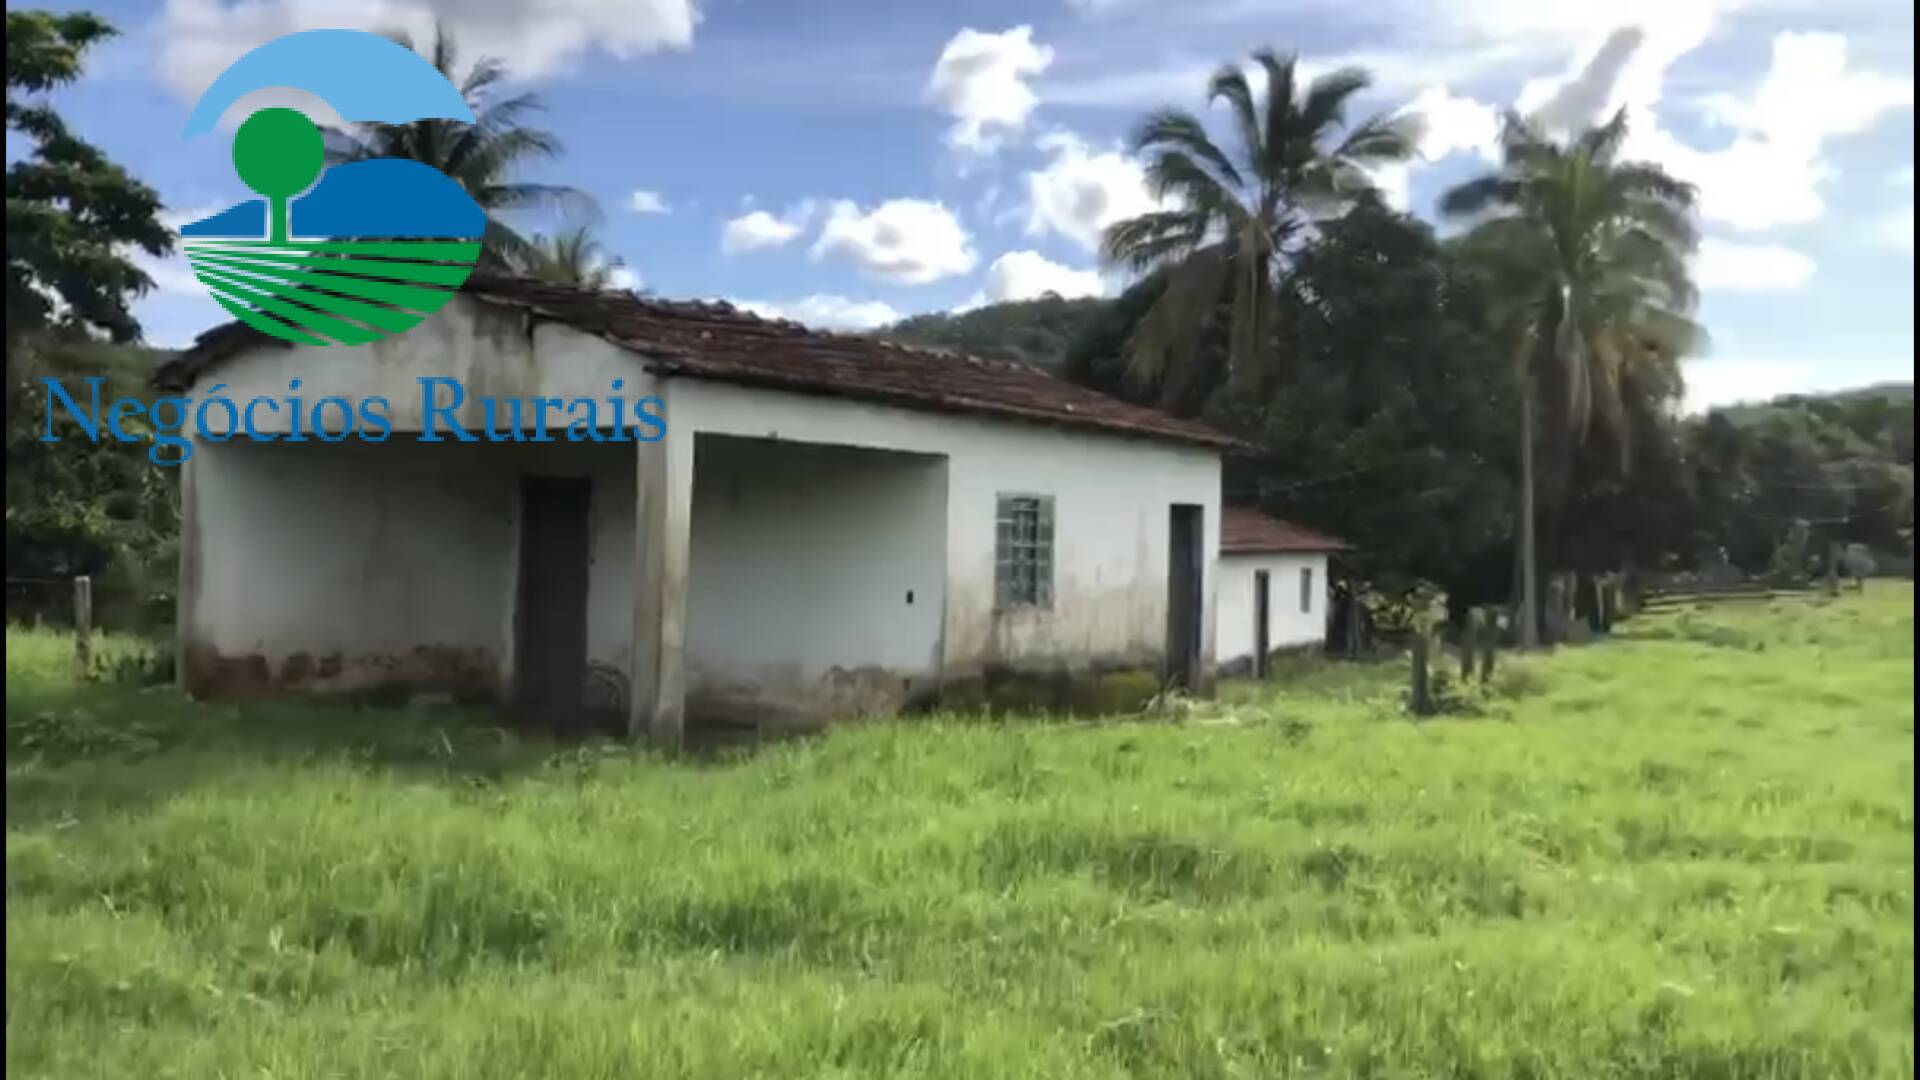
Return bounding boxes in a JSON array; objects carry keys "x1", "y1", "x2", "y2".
[
  {"x1": 180, "y1": 437, "x2": 636, "y2": 698},
  {"x1": 179, "y1": 296, "x2": 1225, "y2": 722},
  {"x1": 185, "y1": 296, "x2": 654, "y2": 436},
  {"x1": 685, "y1": 434, "x2": 947, "y2": 725},
  {"x1": 668, "y1": 379, "x2": 1222, "y2": 689},
  {"x1": 1215, "y1": 552, "x2": 1329, "y2": 672},
  {"x1": 177, "y1": 297, "x2": 656, "y2": 699}
]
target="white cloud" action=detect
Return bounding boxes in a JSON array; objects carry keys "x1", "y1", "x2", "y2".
[
  {"x1": 1366, "y1": 163, "x2": 1413, "y2": 212},
  {"x1": 732, "y1": 294, "x2": 903, "y2": 331},
  {"x1": 1022, "y1": 132, "x2": 1161, "y2": 253},
  {"x1": 1693, "y1": 238, "x2": 1816, "y2": 291},
  {"x1": 810, "y1": 198, "x2": 977, "y2": 284},
  {"x1": 720, "y1": 202, "x2": 815, "y2": 254},
  {"x1": 1895, "y1": 165, "x2": 1916, "y2": 188},
  {"x1": 1874, "y1": 207, "x2": 1914, "y2": 254},
  {"x1": 926, "y1": 26, "x2": 1054, "y2": 155},
  {"x1": 629, "y1": 190, "x2": 670, "y2": 215},
  {"x1": 157, "y1": 0, "x2": 699, "y2": 103},
  {"x1": 607, "y1": 266, "x2": 643, "y2": 292},
  {"x1": 1525, "y1": 27, "x2": 1914, "y2": 233},
  {"x1": 133, "y1": 251, "x2": 203, "y2": 296},
  {"x1": 976, "y1": 250, "x2": 1110, "y2": 306},
  {"x1": 1683, "y1": 357, "x2": 1816, "y2": 412},
  {"x1": 1404, "y1": 85, "x2": 1500, "y2": 163},
  {"x1": 124, "y1": 204, "x2": 226, "y2": 300}
]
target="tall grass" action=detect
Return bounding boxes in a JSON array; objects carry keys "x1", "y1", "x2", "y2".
[{"x1": 6, "y1": 587, "x2": 1914, "y2": 1078}]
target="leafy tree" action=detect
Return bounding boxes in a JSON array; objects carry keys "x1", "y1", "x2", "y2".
[
  {"x1": 5, "y1": 10, "x2": 178, "y2": 621},
  {"x1": 1231, "y1": 205, "x2": 1517, "y2": 603},
  {"x1": 1443, "y1": 110, "x2": 1704, "y2": 645},
  {"x1": 1682, "y1": 388, "x2": 1915, "y2": 575},
  {"x1": 1098, "y1": 49, "x2": 1419, "y2": 409},
  {"x1": 5, "y1": 10, "x2": 172, "y2": 350},
  {"x1": 5, "y1": 338, "x2": 179, "y2": 625},
  {"x1": 323, "y1": 23, "x2": 595, "y2": 269},
  {"x1": 1070, "y1": 204, "x2": 1518, "y2": 609},
  {"x1": 509, "y1": 226, "x2": 630, "y2": 289}
]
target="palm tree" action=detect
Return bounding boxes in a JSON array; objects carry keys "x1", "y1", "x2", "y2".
[
  {"x1": 511, "y1": 226, "x2": 629, "y2": 289},
  {"x1": 322, "y1": 23, "x2": 596, "y2": 269},
  {"x1": 1099, "y1": 49, "x2": 1420, "y2": 406},
  {"x1": 1444, "y1": 109, "x2": 1704, "y2": 646}
]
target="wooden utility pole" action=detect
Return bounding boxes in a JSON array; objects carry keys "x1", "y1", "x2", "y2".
[
  {"x1": 1409, "y1": 634, "x2": 1431, "y2": 717},
  {"x1": 1478, "y1": 612, "x2": 1498, "y2": 684},
  {"x1": 73, "y1": 575, "x2": 93, "y2": 678}
]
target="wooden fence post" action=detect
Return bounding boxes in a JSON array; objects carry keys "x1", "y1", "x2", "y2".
[
  {"x1": 73, "y1": 575, "x2": 93, "y2": 678},
  {"x1": 1409, "y1": 634, "x2": 1431, "y2": 717},
  {"x1": 1826, "y1": 542, "x2": 1841, "y2": 596},
  {"x1": 1459, "y1": 610, "x2": 1478, "y2": 681},
  {"x1": 1478, "y1": 613, "x2": 1498, "y2": 684}
]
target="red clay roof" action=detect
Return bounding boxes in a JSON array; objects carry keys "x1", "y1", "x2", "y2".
[
  {"x1": 157, "y1": 276, "x2": 1239, "y2": 451},
  {"x1": 1220, "y1": 507, "x2": 1349, "y2": 553}
]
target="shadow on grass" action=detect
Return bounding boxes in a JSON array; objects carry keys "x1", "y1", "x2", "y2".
[
  {"x1": 4, "y1": 674, "x2": 582, "y2": 827},
  {"x1": 5, "y1": 667, "x2": 851, "y2": 826}
]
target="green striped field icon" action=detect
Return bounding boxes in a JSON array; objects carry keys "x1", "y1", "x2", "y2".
[{"x1": 180, "y1": 107, "x2": 485, "y2": 346}]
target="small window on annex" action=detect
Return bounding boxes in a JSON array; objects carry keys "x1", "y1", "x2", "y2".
[{"x1": 995, "y1": 494, "x2": 1054, "y2": 608}]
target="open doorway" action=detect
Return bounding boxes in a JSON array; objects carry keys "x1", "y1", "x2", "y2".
[
  {"x1": 515, "y1": 475, "x2": 592, "y2": 736},
  {"x1": 1166, "y1": 503, "x2": 1204, "y2": 689}
]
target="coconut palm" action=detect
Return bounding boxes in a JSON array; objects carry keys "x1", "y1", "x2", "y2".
[
  {"x1": 1444, "y1": 109, "x2": 1705, "y2": 646},
  {"x1": 512, "y1": 226, "x2": 630, "y2": 289},
  {"x1": 1099, "y1": 49, "x2": 1420, "y2": 406},
  {"x1": 322, "y1": 22, "x2": 596, "y2": 269}
]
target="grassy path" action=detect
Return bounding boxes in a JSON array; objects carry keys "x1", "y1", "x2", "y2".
[{"x1": 6, "y1": 588, "x2": 1913, "y2": 1078}]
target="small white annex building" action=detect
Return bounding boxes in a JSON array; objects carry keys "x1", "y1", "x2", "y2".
[
  {"x1": 1214, "y1": 507, "x2": 1347, "y2": 676},
  {"x1": 158, "y1": 277, "x2": 1239, "y2": 743}
]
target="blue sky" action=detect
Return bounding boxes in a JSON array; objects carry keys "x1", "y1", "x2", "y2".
[{"x1": 18, "y1": 0, "x2": 1917, "y2": 408}]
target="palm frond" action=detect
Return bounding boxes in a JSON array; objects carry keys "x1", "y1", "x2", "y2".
[
  {"x1": 1296, "y1": 64, "x2": 1369, "y2": 148},
  {"x1": 1579, "y1": 108, "x2": 1631, "y2": 165},
  {"x1": 1333, "y1": 110, "x2": 1421, "y2": 165},
  {"x1": 1131, "y1": 107, "x2": 1244, "y2": 191},
  {"x1": 1206, "y1": 62, "x2": 1265, "y2": 180},
  {"x1": 1440, "y1": 174, "x2": 1521, "y2": 218}
]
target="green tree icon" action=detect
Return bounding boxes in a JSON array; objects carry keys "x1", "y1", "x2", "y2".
[{"x1": 233, "y1": 107, "x2": 323, "y2": 244}]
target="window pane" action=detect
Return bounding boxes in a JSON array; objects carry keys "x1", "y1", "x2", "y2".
[{"x1": 994, "y1": 493, "x2": 1054, "y2": 607}]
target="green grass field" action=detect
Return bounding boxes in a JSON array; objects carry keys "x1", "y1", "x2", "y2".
[{"x1": 6, "y1": 588, "x2": 1913, "y2": 1078}]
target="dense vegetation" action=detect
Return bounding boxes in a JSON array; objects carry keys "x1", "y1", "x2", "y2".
[
  {"x1": 8, "y1": 588, "x2": 1913, "y2": 1077},
  {"x1": 883, "y1": 294, "x2": 1107, "y2": 371}
]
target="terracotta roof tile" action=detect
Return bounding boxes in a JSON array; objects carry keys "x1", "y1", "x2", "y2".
[
  {"x1": 1220, "y1": 506, "x2": 1348, "y2": 553},
  {"x1": 157, "y1": 276, "x2": 1240, "y2": 451}
]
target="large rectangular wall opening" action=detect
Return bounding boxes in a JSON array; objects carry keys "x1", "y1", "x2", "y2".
[
  {"x1": 685, "y1": 433, "x2": 949, "y2": 732},
  {"x1": 1166, "y1": 503, "x2": 1204, "y2": 689},
  {"x1": 514, "y1": 475, "x2": 594, "y2": 736}
]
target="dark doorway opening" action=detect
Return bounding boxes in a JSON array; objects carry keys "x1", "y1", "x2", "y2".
[
  {"x1": 1166, "y1": 504, "x2": 1204, "y2": 689},
  {"x1": 515, "y1": 475, "x2": 593, "y2": 736},
  {"x1": 1254, "y1": 569, "x2": 1271, "y2": 678}
]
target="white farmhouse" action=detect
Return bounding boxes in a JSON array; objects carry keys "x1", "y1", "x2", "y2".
[
  {"x1": 157, "y1": 278, "x2": 1240, "y2": 743},
  {"x1": 1214, "y1": 507, "x2": 1347, "y2": 676}
]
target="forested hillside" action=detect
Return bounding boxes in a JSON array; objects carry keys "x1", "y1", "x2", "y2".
[{"x1": 880, "y1": 294, "x2": 1106, "y2": 371}]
